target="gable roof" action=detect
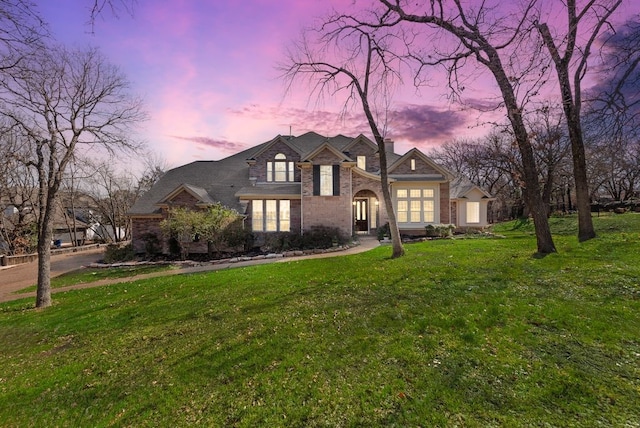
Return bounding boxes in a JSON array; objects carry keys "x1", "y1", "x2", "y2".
[
  {"x1": 157, "y1": 184, "x2": 218, "y2": 207},
  {"x1": 388, "y1": 147, "x2": 454, "y2": 180},
  {"x1": 300, "y1": 141, "x2": 354, "y2": 163},
  {"x1": 341, "y1": 134, "x2": 378, "y2": 152},
  {"x1": 450, "y1": 176, "x2": 494, "y2": 199},
  {"x1": 130, "y1": 132, "x2": 491, "y2": 217},
  {"x1": 247, "y1": 135, "x2": 299, "y2": 160}
]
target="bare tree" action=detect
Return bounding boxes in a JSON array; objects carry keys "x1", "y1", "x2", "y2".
[
  {"x1": 281, "y1": 18, "x2": 406, "y2": 257},
  {"x1": 526, "y1": 105, "x2": 572, "y2": 215},
  {"x1": 84, "y1": 160, "x2": 138, "y2": 243},
  {"x1": 0, "y1": 0, "x2": 47, "y2": 71},
  {"x1": 535, "y1": 0, "x2": 623, "y2": 241},
  {"x1": 357, "y1": 0, "x2": 557, "y2": 254},
  {"x1": 0, "y1": 128, "x2": 38, "y2": 255},
  {"x1": 0, "y1": 45, "x2": 146, "y2": 308},
  {"x1": 587, "y1": 18, "x2": 640, "y2": 141},
  {"x1": 87, "y1": 0, "x2": 136, "y2": 31}
]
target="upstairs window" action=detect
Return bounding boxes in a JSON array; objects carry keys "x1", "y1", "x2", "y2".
[
  {"x1": 267, "y1": 153, "x2": 295, "y2": 182},
  {"x1": 313, "y1": 164, "x2": 340, "y2": 196},
  {"x1": 410, "y1": 158, "x2": 416, "y2": 171},
  {"x1": 357, "y1": 155, "x2": 366, "y2": 170}
]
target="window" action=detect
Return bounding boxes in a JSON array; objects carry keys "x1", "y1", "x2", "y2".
[
  {"x1": 313, "y1": 164, "x2": 340, "y2": 196},
  {"x1": 466, "y1": 201, "x2": 480, "y2": 224},
  {"x1": 252, "y1": 199, "x2": 291, "y2": 232},
  {"x1": 319, "y1": 165, "x2": 333, "y2": 195},
  {"x1": 267, "y1": 153, "x2": 295, "y2": 182},
  {"x1": 410, "y1": 158, "x2": 416, "y2": 171},
  {"x1": 396, "y1": 187, "x2": 436, "y2": 224},
  {"x1": 357, "y1": 156, "x2": 366, "y2": 170}
]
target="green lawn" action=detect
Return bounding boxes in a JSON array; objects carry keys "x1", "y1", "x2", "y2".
[
  {"x1": 1, "y1": 213, "x2": 639, "y2": 426},
  {"x1": 17, "y1": 264, "x2": 175, "y2": 293}
]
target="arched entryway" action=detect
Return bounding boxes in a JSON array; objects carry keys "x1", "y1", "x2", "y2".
[{"x1": 353, "y1": 190, "x2": 379, "y2": 234}]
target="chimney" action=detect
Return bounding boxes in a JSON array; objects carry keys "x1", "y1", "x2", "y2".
[{"x1": 383, "y1": 138, "x2": 395, "y2": 155}]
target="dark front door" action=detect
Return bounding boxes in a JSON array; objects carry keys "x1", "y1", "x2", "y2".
[{"x1": 354, "y1": 199, "x2": 369, "y2": 233}]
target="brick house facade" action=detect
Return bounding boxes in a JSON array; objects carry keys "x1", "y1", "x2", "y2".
[{"x1": 128, "y1": 132, "x2": 493, "y2": 253}]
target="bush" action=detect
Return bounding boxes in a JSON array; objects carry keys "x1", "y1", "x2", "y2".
[
  {"x1": 141, "y1": 233, "x2": 161, "y2": 258},
  {"x1": 377, "y1": 223, "x2": 390, "y2": 240},
  {"x1": 222, "y1": 219, "x2": 254, "y2": 252},
  {"x1": 302, "y1": 226, "x2": 347, "y2": 249},
  {"x1": 258, "y1": 227, "x2": 348, "y2": 253},
  {"x1": 103, "y1": 243, "x2": 135, "y2": 263}
]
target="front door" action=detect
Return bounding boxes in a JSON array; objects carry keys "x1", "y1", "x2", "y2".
[{"x1": 354, "y1": 198, "x2": 369, "y2": 233}]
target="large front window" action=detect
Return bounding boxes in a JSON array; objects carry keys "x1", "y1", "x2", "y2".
[
  {"x1": 396, "y1": 188, "x2": 435, "y2": 223},
  {"x1": 267, "y1": 153, "x2": 295, "y2": 182},
  {"x1": 252, "y1": 199, "x2": 291, "y2": 232}
]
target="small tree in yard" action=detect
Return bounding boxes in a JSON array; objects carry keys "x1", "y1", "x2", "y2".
[
  {"x1": 160, "y1": 204, "x2": 239, "y2": 260},
  {"x1": 0, "y1": 45, "x2": 146, "y2": 308},
  {"x1": 195, "y1": 204, "x2": 239, "y2": 258}
]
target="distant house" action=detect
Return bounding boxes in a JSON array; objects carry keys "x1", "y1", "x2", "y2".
[{"x1": 128, "y1": 132, "x2": 493, "y2": 253}]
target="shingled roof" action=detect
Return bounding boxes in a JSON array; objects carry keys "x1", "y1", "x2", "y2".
[{"x1": 129, "y1": 132, "x2": 401, "y2": 216}]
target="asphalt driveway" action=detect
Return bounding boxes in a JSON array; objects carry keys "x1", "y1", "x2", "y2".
[{"x1": 0, "y1": 247, "x2": 106, "y2": 302}]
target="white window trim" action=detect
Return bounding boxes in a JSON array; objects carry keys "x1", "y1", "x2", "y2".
[
  {"x1": 252, "y1": 199, "x2": 292, "y2": 232},
  {"x1": 393, "y1": 184, "x2": 439, "y2": 227},
  {"x1": 466, "y1": 201, "x2": 480, "y2": 224},
  {"x1": 319, "y1": 165, "x2": 333, "y2": 196}
]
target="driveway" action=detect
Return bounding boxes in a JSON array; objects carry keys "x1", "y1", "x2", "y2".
[{"x1": 0, "y1": 247, "x2": 106, "y2": 302}]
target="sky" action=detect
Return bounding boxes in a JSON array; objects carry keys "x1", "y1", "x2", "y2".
[{"x1": 37, "y1": 0, "x2": 639, "y2": 170}]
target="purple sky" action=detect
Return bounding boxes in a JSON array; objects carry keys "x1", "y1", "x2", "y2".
[{"x1": 37, "y1": 0, "x2": 639, "y2": 169}]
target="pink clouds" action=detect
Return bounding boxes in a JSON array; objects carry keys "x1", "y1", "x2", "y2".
[
  {"x1": 169, "y1": 135, "x2": 249, "y2": 154},
  {"x1": 42, "y1": 0, "x2": 637, "y2": 168}
]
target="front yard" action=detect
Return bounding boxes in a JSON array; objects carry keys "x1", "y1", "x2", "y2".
[{"x1": 1, "y1": 214, "x2": 639, "y2": 426}]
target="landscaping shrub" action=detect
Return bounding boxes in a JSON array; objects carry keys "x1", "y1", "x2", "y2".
[
  {"x1": 377, "y1": 222, "x2": 390, "y2": 240},
  {"x1": 141, "y1": 233, "x2": 161, "y2": 258},
  {"x1": 103, "y1": 243, "x2": 135, "y2": 263}
]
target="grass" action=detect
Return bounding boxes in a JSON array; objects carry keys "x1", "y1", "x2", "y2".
[
  {"x1": 1, "y1": 213, "x2": 639, "y2": 426},
  {"x1": 16, "y1": 265, "x2": 175, "y2": 293}
]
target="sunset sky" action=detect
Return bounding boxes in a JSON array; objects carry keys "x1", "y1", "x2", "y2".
[{"x1": 37, "y1": 0, "x2": 639, "y2": 169}]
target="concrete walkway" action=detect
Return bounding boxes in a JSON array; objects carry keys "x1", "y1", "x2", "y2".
[{"x1": 1, "y1": 237, "x2": 381, "y2": 304}]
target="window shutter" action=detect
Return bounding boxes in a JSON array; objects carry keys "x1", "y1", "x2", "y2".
[
  {"x1": 313, "y1": 165, "x2": 320, "y2": 195},
  {"x1": 333, "y1": 164, "x2": 340, "y2": 196}
]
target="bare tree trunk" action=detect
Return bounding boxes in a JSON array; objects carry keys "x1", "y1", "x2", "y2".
[
  {"x1": 566, "y1": 109, "x2": 596, "y2": 241},
  {"x1": 489, "y1": 58, "x2": 557, "y2": 254},
  {"x1": 36, "y1": 183, "x2": 55, "y2": 308},
  {"x1": 534, "y1": 0, "x2": 620, "y2": 242},
  {"x1": 35, "y1": 232, "x2": 52, "y2": 308},
  {"x1": 362, "y1": 96, "x2": 404, "y2": 258}
]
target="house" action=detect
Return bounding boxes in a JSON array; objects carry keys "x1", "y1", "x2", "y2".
[{"x1": 128, "y1": 132, "x2": 493, "y2": 253}]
